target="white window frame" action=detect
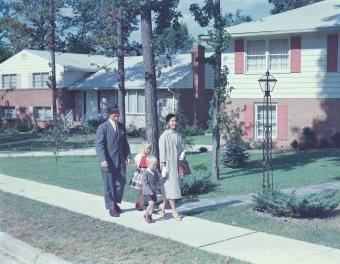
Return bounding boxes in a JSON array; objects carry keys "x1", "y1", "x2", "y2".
[
  {"x1": 125, "y1": 89, "x2": 145, "y2": 115},
  {"x1": 2, "y1": 74, "x2": 17, "y2": 89},
  {"x1": 254, "y1": 103, "x2": 278, "y2": 139},
  {"x1": 33, "y1": 72, "x2": 49, "y2": 88},
  {"x1": 34, "y1": 107, "x2": 52, "y2": 121},
  {"x1": 245, "y1": 38, "x2": 290, "y2": 74},
  {"x1": 0, "y1": 106, "x2": 16, "y2": 120}
]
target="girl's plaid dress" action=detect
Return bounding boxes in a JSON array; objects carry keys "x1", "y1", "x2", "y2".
[{"x1": 129, "y1": 153, "x2": 147, "y2": 189}]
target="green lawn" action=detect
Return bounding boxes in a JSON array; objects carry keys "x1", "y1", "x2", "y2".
[
  {"x1": 0, "y1": 149, "x2": 339, "y2": 202},
  {"x1": 1, "y1": 191, "x2": 245, "y2": 264},
  {"x1": 0, "y1": 132, "x2": 40, "y2": 145},
  {"x1": 0, "y1": 134, "x2": 212, "y2": 151},
  {"x1": 187, "y1": 205, "x2": 340, "y2": 249}
]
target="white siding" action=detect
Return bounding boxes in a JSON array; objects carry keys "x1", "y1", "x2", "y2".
[
  {"x1": 221, "y1": 32, "x2": 340, "y2": 99},
  {"x1": 0, "y1": 50, "x2": 64, "y2": 89},
  {"x1": 61, "y1": 71, "x2": 89, "y2": 87}
]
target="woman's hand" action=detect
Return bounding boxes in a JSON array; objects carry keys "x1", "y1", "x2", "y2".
[
  {"x1": 179, "y1": 151, "x2": 186, "y2": 160},
  {"x1": 161, "y1": 166, "x2": 168, "y2": 178}
]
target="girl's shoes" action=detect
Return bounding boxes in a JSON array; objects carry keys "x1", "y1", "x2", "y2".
[
  {"x1": 172, "y1": 212, "x2": 182, "y2": 221},
  {"x1": 144, "y1": 214, "x2": 155, "y2": 224},
  {"x1": 135, "y1": 202, "x2": 143, "y2": 211}
]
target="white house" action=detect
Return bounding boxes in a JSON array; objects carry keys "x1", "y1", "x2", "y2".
[
  {"x1": 0, "y1": 45, "x2": 212, "y2": 128},
  {"x1": 213, "y1": 0, "x2": 340, "y2": 147}
]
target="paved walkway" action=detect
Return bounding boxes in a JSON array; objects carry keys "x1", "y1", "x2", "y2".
[
  {"x1": 0, "y1": 144, "x2": 212, "y2": 157},
  {"x1": 176, "y1": 181, "x2": 340, "y2": 213},
  {"x1": 1, "y1": 174, "x2": 339, "y2": 264}
]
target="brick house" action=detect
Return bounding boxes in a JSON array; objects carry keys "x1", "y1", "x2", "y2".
[
  {"x1": 0, "y1": 45, "x2": 212, "y2": 129},
  {"x1": 211, "y1": 0, "x2": 340, "y2": 147}
]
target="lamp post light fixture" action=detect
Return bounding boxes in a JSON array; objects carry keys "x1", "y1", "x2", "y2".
[{"x1": 258, "y1": 71, "x2": 277, "y2": 192}]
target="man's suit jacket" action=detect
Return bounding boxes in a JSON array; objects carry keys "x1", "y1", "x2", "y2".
[{"x1": 95, "y1": 120, "x2": 132, "y2": 170}]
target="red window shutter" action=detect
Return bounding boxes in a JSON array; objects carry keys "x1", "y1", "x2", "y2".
[
  {"x1": 243, "y1": 104, "x2": 254, "y2": 139},
  {"x1": 290, "y1": 36, "x2": 301, "y2": 73},
  {"x1": 235, "y1": 39, "x2": 244, "y2": 74},
  {"x1": 277, "y1": 105, "x2": 288, "y2": 141},
  {"x1": 327, "y1": 34, "x2": 339, "y2": 72}
]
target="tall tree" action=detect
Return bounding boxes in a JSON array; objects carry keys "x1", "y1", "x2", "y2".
[
  {"x1": 190, "y1": 0, "x2": 231, "y2": 180},
  {"x1": 0, "y1": 0, "x2": 13, "y2": 62},
  {"x1": 141, "y1": 0, "x2": 159, "y2": 159},
  {"x1": 5, "y1": 0, "x2": 64, "y2": 51},
  {"x1": 268, "y1": 0, "x2": 323, "y2": 14},
  {"x1": 49, "y1": 0, "x2": 57, "y2": 125}
]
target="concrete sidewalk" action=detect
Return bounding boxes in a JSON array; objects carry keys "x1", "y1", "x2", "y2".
[{"x1": 1, "y1": 173, "x2": 339, "y2": 264}]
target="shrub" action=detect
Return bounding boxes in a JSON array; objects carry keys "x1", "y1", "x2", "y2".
[
  {"x1": 126, "y1": 124, "x2": 139, "y2": 137},
  {"x1": 86, "y1": 119, "x2": 104, "y2": 133},
  {"x1": 298, "y1": 127, "x2": 317, "y2": 150},
  {"x1": 12, "y1": 120, "x2": 32, "y2": 132},
  {"x1": 331, "y1": 132, "x2": 340, "y2": 148},
  {"x1": 179, "y1": 163, "x2": 215, "y2": 196},
  {"x1": 253, "y1": 190, "x2": 340, "y2": 218},
  {"x1": 198, "y1": 146, "x2": 208, "y2": 153},
  {"x1": 290, "y1": 139, "x2": 299, "y2": 149},
  {"x1": 221, "y1": 132, "x2": 249, "y2": 168},
  {"x1": 319, "y1": 138, "x2": 330, "y2": 148}
]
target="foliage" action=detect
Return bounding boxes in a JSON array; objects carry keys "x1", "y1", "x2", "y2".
[
  {"x1": 298, "y1": 127, "x2": 317, "y2": 150},
  {"x1": 153, "y1": 22, "x2": 195, "y2": 56},
  {"x1": 199, "y1": 147, "x2": 208, "y2": 153},
  {"x1": 268, "y1": 0, "x2": 323, "y2": 14},
  {"x1": 253, "y1": 189, "x2": 340, "y2": 218},
  {"x1": 331, "y1": 132, "x2": 340, "y2": 148},
  {"x1": 179, "y1": 163, "x2": 215, "y2": 197},
  {"x1": 126, "y1": 124, "x2": 145, "y2": 138},
  {"x1": 84, "y1": 119, "x2": 104, "y2": 133},
  {"x1": 318, "y1": 138, "x2": 330, "y2": 149},
  {"x1": 290, "y1": 139, "x2": 299, "y2": 149},
  {"x1": 42, "y1": 119, "x2": 68, "y2": 161},
  {"x1": 12, "y1": 120, "x2": 32, "y2": 132},
  {"x1": 221, "y1": 131, "x2": 249, "y2": 168}
]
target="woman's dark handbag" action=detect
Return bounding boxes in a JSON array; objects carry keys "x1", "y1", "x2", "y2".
[{"x1": 178, "y1": 160, "x2": 191, "y2": 176}]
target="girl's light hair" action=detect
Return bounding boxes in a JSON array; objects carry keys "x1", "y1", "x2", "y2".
[
  {"x1": 142, "y1": 140, "x2": 152, "y2": 153},
  {"x1": 146, "y1": 155, "x2": 158, "y2": 166}
]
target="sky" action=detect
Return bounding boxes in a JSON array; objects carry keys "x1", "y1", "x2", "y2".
[{"x1": 130, "y1": 0, "x2": 272, "y2": 42}]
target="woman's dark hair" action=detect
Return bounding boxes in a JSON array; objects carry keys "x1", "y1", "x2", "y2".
[{"x1": 165, "y1": 113, "x2": 177, "y2": 124}]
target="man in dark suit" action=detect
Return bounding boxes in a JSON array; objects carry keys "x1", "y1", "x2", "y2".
[{"x1": 95, "y1": 104, "x2": 132, "y2": 217}]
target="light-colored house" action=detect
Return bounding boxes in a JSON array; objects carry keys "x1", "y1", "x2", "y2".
[
  {"x1": 217, "y1": 0, "x2": 340, "y2": 147},
  {"x1": 0, "y1": 45, "x2": 212, "y2": 128}
]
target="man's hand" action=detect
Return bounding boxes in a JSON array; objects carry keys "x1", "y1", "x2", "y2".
[
  {"x1": 100, "y1": 160, "x2": 108, "y2": 168},
  {"x1": 127, "y1": 159, "x2": 133, "y2": 165}
]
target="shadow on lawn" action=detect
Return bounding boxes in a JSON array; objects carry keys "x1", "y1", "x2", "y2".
[{"x1": 219, "y1": 149, "x2": 340, "y2": 180}]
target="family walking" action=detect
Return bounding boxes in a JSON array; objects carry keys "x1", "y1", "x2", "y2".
[{"x1": 95, "y1": 105, "x2": 187, "y2": 222}]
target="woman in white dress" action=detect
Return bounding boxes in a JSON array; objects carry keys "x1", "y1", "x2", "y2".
[{"x1": 158, "y1": 113, "x2": 185, "y2": 221}]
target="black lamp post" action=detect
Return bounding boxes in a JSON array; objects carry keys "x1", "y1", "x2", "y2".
[{"x1": 258, "y1": 71, "x2": 277, "y2": 192}]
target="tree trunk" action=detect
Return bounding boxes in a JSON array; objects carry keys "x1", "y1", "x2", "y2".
[
  {"x1": 49, "y1": 0, "x2": 57, "y2": 125},
  {"x1": 212, "y1": 0, "x2": 221, "y2": 180},
  {"x1": 116, "y1": 7, "x2": 126, "y2": 125},
  {"x1": 141, "y1": 0, "x2": 159, "y2": 159}
]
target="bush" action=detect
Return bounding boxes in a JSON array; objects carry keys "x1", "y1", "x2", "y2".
[
  {"x1": 179, "y1": 163, "x2": 215, "y2": 196},
  {"x1": 298, "y1": 127, "x2": 317, "y2": 150},
  {"x1": 221, "y1": 132, "x2": 249, "y2": 168},
  {"x1": 198, "y1": 146, "x2": 208, "y2": 153},
  {"x1": 86, "y1": 119, "x2": 104, "y2": 133},
  {"x1": 331, "y1": 132, "x2": 340, "y2": 148},
  {"x1": 319, "y1": 138, "x2": 330, "y2": 148},
  {"x1": 290, "y1": 139, "x2": 299, "y2": 149},
  {"x1": 13, "y1": 120, "x2": 32, "y2": 132},
  {"x1": 253, "y1": 190, "x2": 340, "y2": 218}
]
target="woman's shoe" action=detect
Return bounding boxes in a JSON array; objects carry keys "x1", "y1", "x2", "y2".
[
  {"x1": 172, "y1": 212, "x2": 182, "y2": 221},
  {"x1": 135, "y1": 202, "x2": 143, "y2": 211}
]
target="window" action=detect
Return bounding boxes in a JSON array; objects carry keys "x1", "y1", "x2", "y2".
[
  {"x1": 255, "y1": 104, "x2": 277, "y2": 138},
  {"x1": 0, "y1": 107, "x2": 16, "y2": 119},
  {"x1": 246, "y1": 39, "x2": 289, "y2": 72},
  {"x1": 125, "y1": 90, "x2": 145, "y2": 114},
  {"x1": 34, "y1": 107, "x2": 52, "y2": 120},
  {"x1": 2, "y1": 74, "x2": 17, "y2": 89},
  {"x1": 33, "y1": 73, "x2": 49, "y2": 88}
]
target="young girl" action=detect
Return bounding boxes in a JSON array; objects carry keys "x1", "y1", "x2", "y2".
[
  {"x1": 142, "y1": 155, "x2": 159, "y2": 223},
  {"x1": 129, "y1": 140, "x2": 152, "y2": 211}
]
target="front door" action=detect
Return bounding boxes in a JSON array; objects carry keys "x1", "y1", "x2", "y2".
[{"x1": 85, "y1": 90, "x2": 98, "y2": 120}]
